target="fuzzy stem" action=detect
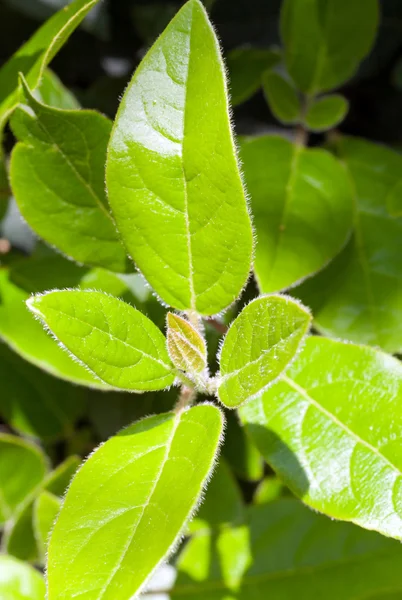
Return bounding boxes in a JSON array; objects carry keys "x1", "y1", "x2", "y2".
[
  {"x1": 175, "y1": 385, "x2": 197, "y2": 412},
  {"x1": 205, "y1": 317, "x2": 228, "y2": 335}
]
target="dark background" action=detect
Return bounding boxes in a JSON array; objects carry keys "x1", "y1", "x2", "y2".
[{"x1": 1, "y1": 0, "x2": 402, "y2": 145}]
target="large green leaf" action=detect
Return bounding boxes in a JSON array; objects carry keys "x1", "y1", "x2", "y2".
[
  {"x1": 294, "y1": 137, "x2": 402, "y2": 353},
  {"x1": 240, "y1": 135, "x2": 353, "y2": 293},
  {"x1": 226, "y1": 47, "x2": 281, "y2": 106},
  {"x1": 0, "y1": 269, "x2": 106, "y2": 388},
  {"x1": 0, "y1": 555, "x2": 45, "y2": 600},
  {"x1": 172, "y1": 499, "x2": 402, "y2": 599},
  {"x1": 241, "y1": 336, "x2": 402, "y2": 539},
  {"x1": 27, "y1": 289, "x2": 175, "y2": 391},
  {"x1": 0, "y1": 434, "x2": 48, "y2": 525},
  {"x1": 10, "y1": 79, "x2": 127, "y2": 272},
  {"x1": 0, "y1": 0, "x2": 101, "y2": 131},
  {"x1": 47, "y1": 404, "x2": 224, "y2": 600},
  {"x1": 281, "y1": 0, "x2": 379, "y2": 94},
  {"x1": 218, "y1": 295, "x2": 311, "y2": 408},
  {"x1": 107, "y1": 0, "x2": 253, "y2": 315},
  {"x1": 0, "y1": 343, "x2": 84, "y2": 440}
]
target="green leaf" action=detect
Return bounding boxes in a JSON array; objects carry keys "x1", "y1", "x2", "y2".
[
  {"x1": 107, "y1": 0, "x2": 253, "y2": 315},
  {"x1": 227, "y1": 47, "x2": 281, "y2": 106},
  {"x1": 223, "y1": 411, "x2": 264, "y2": 482},
  {"x1": 34, "y1": 491, "x2": 61, "y2": 561},
  {"x1": 0, "y1": 0, "x2": 101, "y2": 131},
  {"x1": 189, "y1": 458, "x2": 244, "y2": 533},
  {"x1": 241, "y1": 336, "x2": 402, "y2": 539},
  {"x1": 0, "y1": 555, "x2": 45, "y2": 600},
  {"x1": 239, "y1": 135, "x2": 353, "y2": 293},
  {"x1": 35, "y1": 69, "x2": 80, "y2": 110},
  {"x1": 4, "y1": 500, "x2": 38, "y2": 562},
  {"x1": 0, "y1": 434, "x2": 48, "y2": 525},
  {"x1": 262, "y1": 70, "x2": 301, "y2": 125},
  {"x1": 281, "y1": 0, "x2": 379, "y2": 94},
  {"x1": 0, "y1": 343, "x2": 85, "y2": 440},
  {"x1": 44, "y1": 456, "x2": 81, "y2": 497},
  {"x1": 294, "y1": 137, "x2": 402, "y2": 353},
  {"x1": 10, "y1": 78, "x2": 127, "y2": 272},
  {"x1": 27, "y1": 289, "x2": 175, "y2": 391},
  {"x1": 304, "y1": 94, "x2": 349, "y2": 132},
  {"x1": 173, "y1": 499, "x2": 402, "y2": 599},
  {"x1": 218, "y1": 295, "x2": 311, "y2": 408},
  {"x1": 0, "y1": 154, "x2": 10, "y2": 221},
  {"x1": 254, "y1": 476, "x2": 284, "y2": 505},
  {"x1": 167, "y1": 312, "x2": 207, "y2": 375},
  {"x1": 47, "y1": 404, "x2": 224, "y2": 600},
  {"x1": 0, "y1": 269, "x2": 106, "y2": 388}
]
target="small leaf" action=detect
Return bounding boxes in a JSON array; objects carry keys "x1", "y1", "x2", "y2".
[
  {"x1": 304, "y1": 94, "x2": 349, "y2": 132},
  {"x1": 47, "y1": 404, "x2": 224, "y2": 600},
  {"x1": 0, "y1": 555, "x2": 45, "y2": 600},
  {"x1": 218, "y1": 295, "x2": 311, "y2": 408},
  {"x1": 281, "y1": 0, "x2": 379, "y2": 94},
  {"x1": 34, "y1": 491, "x2": 61, "y2": 561},
  {"x1": 10, "y1": 78, "x2": 127, "y2": 272},
  {"x1": 0, "y1": 269, "x2": 106, "y2": 388},
  {"x1": 254, "y1": 477, "x2": 284, "y2": 505},
  {"x1": 167, "y1": 312, "x2": 207, "y2": 375},
  {"x1": 0, "y1": 0, "x2": 101, "y2": 130},
  {"x1": 35, "y1": 69, "x2": 80, "y2": 109},
  {"x1": 107, "y1": 0, "x2": 253, "y2": 315},
  {"x1": 0, "y1": 343, "x2": 85, "y2": 440},
  {"x1": 227, "y1": 47, "x2": 281, "y2": 106},
  {"x1": 4, "y1": 501, "x2": 38, "y2": 562},
  {"x1": 0, "y1": 434, "x2": 48, "y2": 525},
  {"x1": 262, "y1": 70, "x2": 301, "y2": 125},
  {"x1": 239, "y1": 135, "x2": 353, "y2": 293},
  {"x1": 28, "y1": 289, "x2": 175, "y2": 391},
  {"x1": 173, "y1": 499, "x2": 402, "y2": 598},
  {"x1": 294, "y1": 136, "x2": 402, "y2": 353},
  {"x1": 241, "y1": 336, "x2": 402, "y2": 539}
]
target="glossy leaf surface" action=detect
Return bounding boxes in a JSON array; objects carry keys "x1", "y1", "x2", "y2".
[
  {"x1": 0, "y1": 555, "x2": 45, "y2": 600},
  {"x1": 0, "y1": 269, "x2": 105, "y2": 388},
  {"x1": 218, "y1": 295, "x2": 311, "y2": 408},
  {"x1": 227, "y1": 47, "x2": 281, "y2": 106},
  {"x1": 47, "y1": 404, "x2": 223, "y2": 600},
  {"x1": 294, "y1": 137, "x2": 402, "y2": 353},
  {"x1": 28, "y1": 290, "x2": 175, "y2": 391},
  {"x1": 0, "y1": 435, "x2": 48, "y2": 525},
  {"x1": 0, "y1": 0, "x2": 101, "y2": 130},
  {"x1": 281, "y1": 0, "x2": 379, "y2": 94},
  {"x1": 10, "y1": 79, "x2": 127, "y2": 272},
  {"x1": 241, "y1": 337, "x2": 402, "y2": 539},
  {"x1": 262, "y1": 70, "x2": 301, "y2": 124},
  {"x1": 304, "y1": 94, "x2": 349, "y2": 132},
  {"x1": 107, "y1": 0, "x2": 253, "y2": 315},
  {"x1": 173, "y1": 500, "x2": 402, "y2": 599},
  {"x1": 0, "y1": 343, "x2": 84, "y2": 440},
  {"x1": 167, "y1": 312, "x2": 207, "y2": 374},
  {"x1": 240, "y1": 135, "x2": 353, "y2": 293}
]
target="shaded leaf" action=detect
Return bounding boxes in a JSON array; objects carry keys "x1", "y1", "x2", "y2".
[
  {"x1": 35, "y1": 68, "x2": 80, "y2": 109},
  {"x1": 0, "y1": 434, "x2": 48, "y2": 525},
  {"x1": 241, "y1": 336, "x2": 402, "y2": 539},
  {"x1": 27, "y1": 289, "x2": 175, "y2": 391},
  {"x1": 227, "y1": 47, "x2": 281, "y2": 106},
  {"x1": 47, "y1": 404, "x2": 224, "y2": 600},
  {"x1": 223, "y1": 410, "x2": 264, "y2": 482},
  {"x1": 107, "y1": 0, "x2": 253, "y2": 315},
  {"x1": 44, "y1": 456, "x2": 81, "y2": 497},
  {"x1": 218, "y1": 295, "x2": 311, "y2": 408},
  {"x1": 240, "y1": 135, "x2": 353, "y2": 293},
  {"x1": 10, "y1": 78, "x2": 127, "y2": 272},
  {"x1": 173, "y1": 499, "x2": 402, "y2": 599},
  {"x1": 33, "y1": 491, "x2": 61, "y2": 561},
  {"x1": 262, "y1": 70, "x2": 301, "y2": 124},
  {"x1": 281, "y1": 0, "x2": 379, "y2": 94}
]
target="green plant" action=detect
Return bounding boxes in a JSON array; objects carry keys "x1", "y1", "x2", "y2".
[{"x1": 2, "y1": 0, "x2": 402, "y2": 598}]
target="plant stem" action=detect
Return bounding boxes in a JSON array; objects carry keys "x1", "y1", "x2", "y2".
[
  {"x1": 175, "y1": 385, "x2": 196, "y2": 412},
  {"x1": 205, "y1": 317, "x2": 228, "y2": 334}
]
